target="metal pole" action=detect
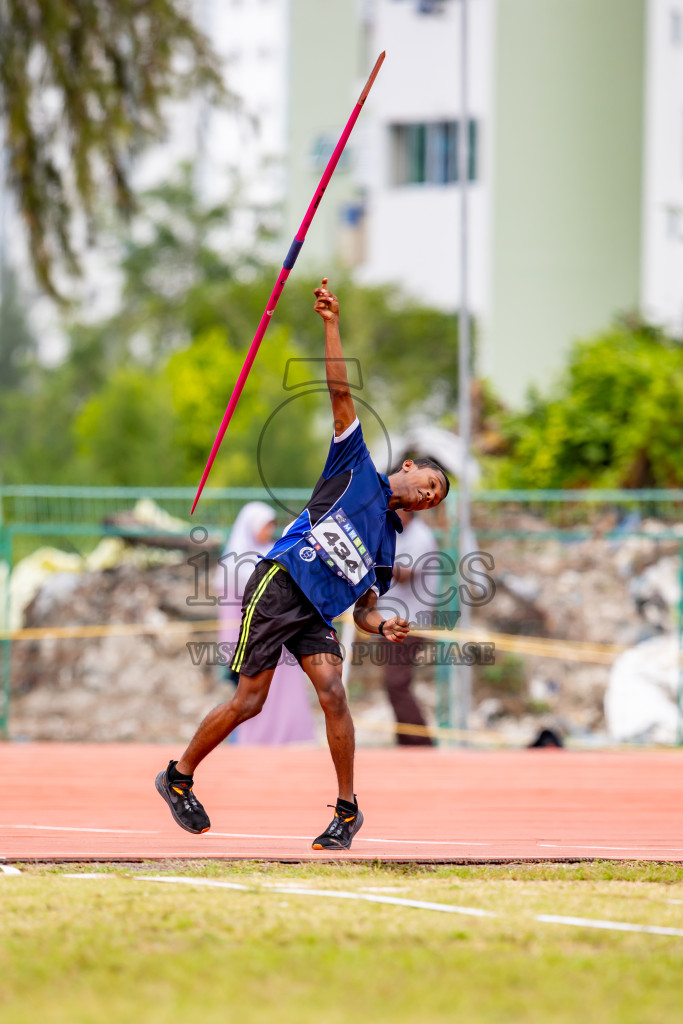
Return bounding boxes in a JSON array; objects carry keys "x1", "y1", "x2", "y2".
[
  {"x1": 0, "y1": 120, "x2": 8, "y2": 305},
  {"x1": 453, "y1": 0, "x2": 472, "y2": 736},
  {"x1": 677, "y1": 540, "x2": 683, "y2": 746},
  {"x1": 194, "y1": 0, "x2": 212, "y2": 199},
  {"x1": 0, "y1": 526, "x2": 11, "y2": 740},
  {"x1": 0, "y1": 132, "x2": 8, "y2": 739}
]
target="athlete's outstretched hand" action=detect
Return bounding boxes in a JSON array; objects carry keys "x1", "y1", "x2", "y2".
[
  {"x1": 382, "y1": 616, "x2": 410, "y2": 643},
  {"x1": 314, "y1": 278, "x2": 340, "y2": 323}
]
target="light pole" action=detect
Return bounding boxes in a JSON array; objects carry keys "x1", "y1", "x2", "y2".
[{"x1": 453, "y1": 0, "x2": 472, "y2": 737}]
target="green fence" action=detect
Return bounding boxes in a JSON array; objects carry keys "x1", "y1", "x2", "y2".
[{"x1": 1, "y1": 485, "x2": 682, "y2": 744}]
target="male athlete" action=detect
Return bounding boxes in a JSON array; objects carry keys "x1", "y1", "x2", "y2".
[{"x1": 156, "y1": 279, "x2": 449, "y2": 850}]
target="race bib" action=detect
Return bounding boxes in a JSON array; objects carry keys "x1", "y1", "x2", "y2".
[{"x1": 305, "y1": 508, "x2": 374, "y2": 586}]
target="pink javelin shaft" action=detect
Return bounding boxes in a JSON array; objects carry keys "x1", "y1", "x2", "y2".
[{"x1": 191, "y1": 51, "x2": 386, "y2": 514}]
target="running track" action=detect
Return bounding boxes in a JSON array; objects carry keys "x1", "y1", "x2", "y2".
[{"x1": 2, "y1": 745, "x2": 683, "y2": 863}]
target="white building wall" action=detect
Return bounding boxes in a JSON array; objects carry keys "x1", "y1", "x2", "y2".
[
  {"x1": 134, "y1": 0, "x2": 289, "y2": 218},
  {"x1": 72, "y1": 0, "x2": 290, "y2": 328},
  {"x1": 358, "y1": 0, "x2": 495, "y2": 321},
  {"x1": 641, "y1": 0, "x2": 683, "y2": 336}
]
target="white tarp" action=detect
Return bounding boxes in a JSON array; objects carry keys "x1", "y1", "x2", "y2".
[{"x1": 604, "y1": 634, "x2": 681, "y2": 744}]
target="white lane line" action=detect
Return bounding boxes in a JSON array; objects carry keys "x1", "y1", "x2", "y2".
[
  {"x1": 536, "y1": 914, "x2": 683, "y2": 938},
  {"x1": 0, "y1": 864, "x2": 22, "y2": 875},
  {"x1": 270, "y1": 885, "x2": 495, "y2": 917},
  {"x1": 3, "y1": 825, "x2": 158, "y2": 835},
  {"x1": 138, "y1": 876, "x2": 250, "y2": 892},
  {"x1": 358, "y1": 886, "x2": 409, "y2": 893},
  {"x1": 135, "y1": 874, "x2": 495, "y2": 916},
  {"x1": 63, "y1": 873, "x2": 118, "y2": 880},
  {"x1": 354, "y1": 837, "x2": 491, "y2": 847},
  {"x1": 57, "y1": 874, "x2": 683, "y2": 938},
  {"x1": 538, "y1": 843, "x2": 683, "y2": 853},
  {"x1": 207, "y1": 832, "x2": 491, "y2": 847},
  {"x1": 0, "y1": 824, "x2": 488, "y2": 846}
]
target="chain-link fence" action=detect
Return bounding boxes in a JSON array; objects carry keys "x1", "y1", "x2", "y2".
[{"x1": 1, "y1": 485, "x2": 681, "y2": 746}]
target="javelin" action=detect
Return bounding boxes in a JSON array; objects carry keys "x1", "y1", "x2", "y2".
[{"x1": 191, "y1": 51, "x2": 386, "y2": 514}]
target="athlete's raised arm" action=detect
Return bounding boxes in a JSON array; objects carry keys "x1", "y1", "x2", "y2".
[{"x1": 313, "y1": 278, "x2": 356, "y2": 437}]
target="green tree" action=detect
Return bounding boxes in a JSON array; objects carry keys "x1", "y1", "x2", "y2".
[
  {"x1": 0, "y1": 0, "x2": 225, "y2": 296},
  {"x1": 61, "y1": 164, "x2": 463, "y2": 438},
  {"x1": 172, "y1": 270, "x2": 464, "y2": 439},
  {"x1": 498, "y1": 322, "x2": 683, "y2": 489},
  {"x1": 0, "y1": 262, "x2": 37, "y2": 390},
  {"x1": 0, "y1": 365, "x2": 81, "y2": 483},
  {"x1": 74, "y1": 325, "x2": 321, "y2": 490},
  {"x1": 87, "y1": 163, "x2": 275, "y2": 361},
  {"x1": 2, "y1": 161, "x2": 466, "y2": 486}
]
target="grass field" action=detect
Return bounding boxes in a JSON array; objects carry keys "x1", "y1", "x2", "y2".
[{"x1": 2, "y1": 861, "x2": 683, "y2": 1023}]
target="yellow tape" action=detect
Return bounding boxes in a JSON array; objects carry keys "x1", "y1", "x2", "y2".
[
  {"x1": 355, "y1": 717, "x2": 519, "y2": 746},
  {"x1": 411, "y1": 625, "x2": 629, "y2": 665},
  {"x1": 3, "y1": 614, "x2": 676, "y2": 667},
  {"x1": 1, "y1": 619, "x2": 222, "y2": 641},
  {"x1": 343, "y1": 616, "x2": 632, "y2": 665}
]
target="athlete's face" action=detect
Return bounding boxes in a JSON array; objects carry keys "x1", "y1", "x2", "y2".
[{"x1": 393, "y1": 462, "x2": 448, "y2": 511}]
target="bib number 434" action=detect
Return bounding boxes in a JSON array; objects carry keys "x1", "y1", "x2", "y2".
[
  {"x1": 323, "y1": 532, "x2": 359, "y2": 573},
  {"x1": 306, "y1": 508, "x2": 373, "y2": 586}
]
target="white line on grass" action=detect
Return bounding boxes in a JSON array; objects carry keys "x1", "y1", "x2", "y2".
[
  {"x1": 271, "y1": 886, "x2": 496, "y2": 916},
  {"x1": 63, "y1": 873, "x2": 120, "y2": 880},
  {"x1": 536, "y1": 914, "x2": 683, "y2": 938},
  {"x1": 53, "y1": 874, "x2": 683, "y2": 939},
  {"x1": 358, "y1": 886, "x2": 409, "y2": 893},
  {"x1": 0, "y1": 864, "x2": 22, "y2": 875},
  {"x1": 138, "y1": 876, "x2": 250, "y2": 892},
  {"x1": 136, "y1": 875, "x2": 496, "y2": 916}
]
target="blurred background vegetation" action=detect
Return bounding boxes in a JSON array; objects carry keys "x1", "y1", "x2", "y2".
[
  {"x1": 1, "y1": 166, "x2": 682, "y2": 490},
  {"x1": 0, "y1": 166, "x2": 462, "y2": 489},
  {"x1": 0, "y1": 1, "x2": 681, "y2": 492}
]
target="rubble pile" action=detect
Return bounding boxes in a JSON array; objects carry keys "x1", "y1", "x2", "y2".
[
  {"x1": 7, "y1": 520, "x2": 682, "y2": 744},
  {"x1": 10, "y1": 562, "x2": 225, "y2": 742},
  {"x1": 470, "y1": 526, "x2": 681, "y2": 738}
]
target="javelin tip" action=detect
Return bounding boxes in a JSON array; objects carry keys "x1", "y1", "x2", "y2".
[{"x1": 358, "y1": 50, "x2": 386, "y2": 105}]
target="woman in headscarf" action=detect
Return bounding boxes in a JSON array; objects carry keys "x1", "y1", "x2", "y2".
[{"x1": 215, "y1": 501, "x2": 316, "y2": 745}]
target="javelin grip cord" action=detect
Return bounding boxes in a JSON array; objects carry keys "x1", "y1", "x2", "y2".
[{"x1": 282, "y1": 238, "x2": 305, "y2": 270}]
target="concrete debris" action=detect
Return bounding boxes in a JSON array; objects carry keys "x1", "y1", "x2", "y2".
[
  {"x1": 6, "y1": 518, "x2": 682, "y2": 744},
  {"x1": 604, "y1": 635, "x2": 680, "y2": 744},
  {"x1": 10, "y1": 561, "x2": 226, "y2": 743}
]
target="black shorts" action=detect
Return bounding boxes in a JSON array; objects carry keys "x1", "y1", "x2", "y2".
[{"x1": 230, "y1": 560, "x2": 343, "y2": 678}]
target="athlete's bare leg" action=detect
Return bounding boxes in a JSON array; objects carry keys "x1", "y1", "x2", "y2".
[
  {"x1": 177, "y1": 667, "x2": 275, "y2": 775},
  {"x1": 302, "y1": 653, "x2": 354, "y2": 803}
]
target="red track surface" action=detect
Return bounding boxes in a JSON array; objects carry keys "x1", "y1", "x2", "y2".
[{"x1": 2, "y1": 744, "x2": 683, "y2": 863}]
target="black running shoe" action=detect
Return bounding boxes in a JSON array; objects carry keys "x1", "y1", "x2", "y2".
[
  {"x1": 312, "y1": 799, "x2": 363, "y2": 850},
  {"x1": 155, "y1": 761, "x2": 211, "y2": 834}
]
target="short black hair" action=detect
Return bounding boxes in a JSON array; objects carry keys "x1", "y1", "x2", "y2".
[{"x1": 412, "y1": 457, "x2": 451, "y2": 498}]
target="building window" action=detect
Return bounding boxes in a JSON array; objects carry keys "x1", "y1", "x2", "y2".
[
  {"x1": 309, "y1": 134, "x2": 350, "y2": 174},
  {"x1": 391, "y1": 120, "x2": 478, "y2": 185},
  {"x1": 666, "y1": 205, "x2": 683, "y2": 240}
]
